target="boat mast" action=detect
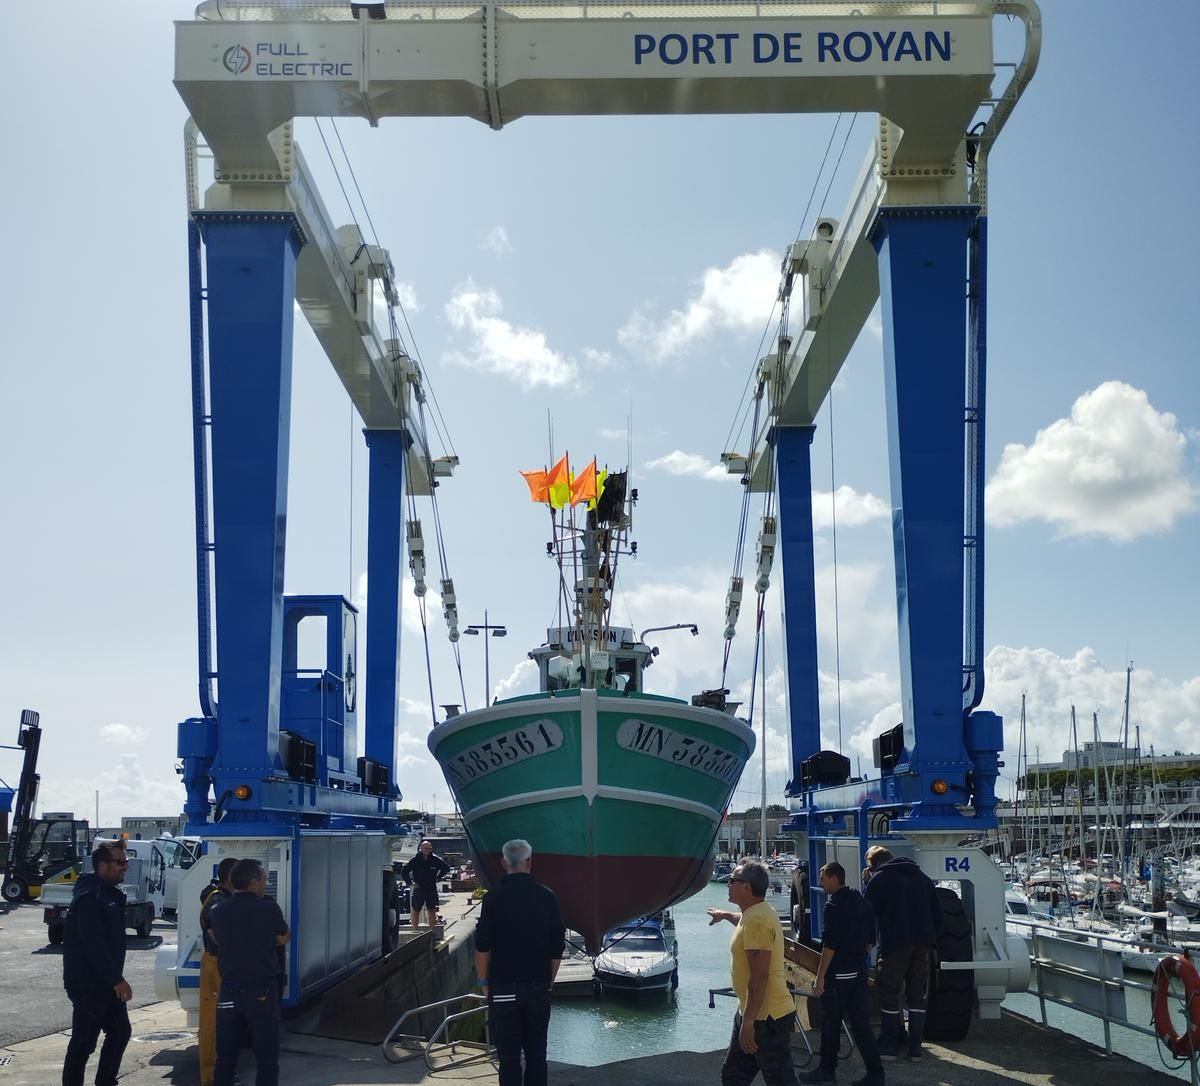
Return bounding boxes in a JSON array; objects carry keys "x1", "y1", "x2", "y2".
[{"x1": 1091, "y1": 711, "x2": 1103, "y2": 914}]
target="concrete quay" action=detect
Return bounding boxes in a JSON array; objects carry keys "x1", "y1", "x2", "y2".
[{"x1": 0, "y1": 1000, "x2": 1185, "y2": 1085}]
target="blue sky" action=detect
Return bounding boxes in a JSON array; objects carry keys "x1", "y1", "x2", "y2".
[{"x1": 1, "y1": 2, "x2": 1197, "y2": 823}]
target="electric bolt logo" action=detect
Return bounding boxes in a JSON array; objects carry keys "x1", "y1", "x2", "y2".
[{"x1": 222, "y1": 44, "x2": 252, "y2": 75}]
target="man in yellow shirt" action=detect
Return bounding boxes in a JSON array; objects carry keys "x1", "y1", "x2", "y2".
[{"x1": 708, "y1": 860, "x2": 799, "y2": 1085}]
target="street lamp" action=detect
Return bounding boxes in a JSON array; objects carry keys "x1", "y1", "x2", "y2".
[{"x1": 464, "y1": 610, "x2": 507, "y2": 707}]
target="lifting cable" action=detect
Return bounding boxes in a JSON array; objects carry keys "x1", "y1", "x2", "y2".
[{"x1": 314, "y1": 117, "x2": 470, "y2": 719}]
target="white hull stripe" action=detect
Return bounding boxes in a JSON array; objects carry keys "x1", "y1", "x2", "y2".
[
  {"x1": 465, "y1": 784, "x2": 722, "y2": 824},
  {"x1": 428, "y1": 695, "x2": 755, "y2": 751}
]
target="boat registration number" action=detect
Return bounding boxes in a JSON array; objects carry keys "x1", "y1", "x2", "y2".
[
  {"x1": 616, "y1": 719, "x2": 742, "y2": 783},
  {"x1": 444, "y1": 720, "x2": 564, "y2": 787}
]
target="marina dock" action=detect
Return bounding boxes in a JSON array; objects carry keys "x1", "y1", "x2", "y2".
[{"x1": 0, "y1": 999, "x2": 1185, "y2": 1085}]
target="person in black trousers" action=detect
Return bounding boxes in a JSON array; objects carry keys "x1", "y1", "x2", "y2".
[
  {"x1": 862, "y1": 845, "x2": 942, "y2": 1060},
  {"x1": 208, "y1": 858, "x2": 290, "y2": 1086},
  {"x1": 800, "y1": 862, "x2": 884, "y2": 1085},
  {"x1": 474, "y1": 839, "x2": 565, "y2": 1086},
  {"x1": 401, "y1": 838, "x2": 451, "y2": 929},
  {"x1": 62, "y1": 842, "x2": 133, "y2": 1086}
]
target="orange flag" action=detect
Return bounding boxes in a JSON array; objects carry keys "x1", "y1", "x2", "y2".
[
  {"x1": 520, "y1": 469, "x2": 549, "y2": 503},
  {"x1": 570, "y1": 458, "x2": 598, "y2": 507},
  {"x1": 547, "y1": 454, "x2": 570, "y2": 510}
]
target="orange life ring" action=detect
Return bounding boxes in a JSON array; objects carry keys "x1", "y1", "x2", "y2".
[{"x1": 1152, "y1": 954, "x2": 1200, "y2": 1058}]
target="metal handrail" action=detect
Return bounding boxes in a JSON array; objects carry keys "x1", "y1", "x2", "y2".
[
  {"x1": 381, "y1": 991, "x2": 491, "y2": 1067},
  {"x1": 425, "y1": 1003, "x2": 494, "y2": 1071},
  {"x1": 1019, "y1": 921, "x2": 1200, "y2": 1085},
  {"x1": 707, "y1": 982, "x2": 853, "y2": 1067}
]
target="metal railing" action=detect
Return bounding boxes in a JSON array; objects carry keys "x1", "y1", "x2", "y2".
[
  {"x1": 707, "y1": 983, "x2": 855, "y2": 1069},
  {"x1": 1019, "y1": 921, "x2": 1200, "y2": 1085},
  {"x1": 381, "y1": 992, "x2": 493, "y2": 1071}
]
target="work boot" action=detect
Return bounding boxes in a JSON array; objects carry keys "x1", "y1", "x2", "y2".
[
  {"x1": 851, "y1": 1071, "x2": 885, "y2": 1086},
  {"x1": 906, "y1": 1009, "x2": 926, "y2": 1059},
  {"x1": 876, "y1": 1012, "x2": 902, "y2": 1061},
  {"x1": 798, "y1": 1068, "x2": 837, "y2": 1084}
]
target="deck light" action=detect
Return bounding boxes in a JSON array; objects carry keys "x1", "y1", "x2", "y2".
[
  {"x1": 931, "y1": 779, "x2": 949, "y2": 795},
  {"x1": 233, "y1": 785, "x2": 252, "y2": 801}
]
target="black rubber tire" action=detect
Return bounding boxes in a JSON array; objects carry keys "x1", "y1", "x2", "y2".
[
  {"x1": 2, "y1": 877, "x2": 27, "y2": 903},
  {"x1": 924, "y1": 886, "x2": 974, "y2": 1042},
  {"x1": 671, "y1": 968, "x2": 679, "y2": 990},
  {"x1": 48, "y1": 922, "x2": 65, "y2": 945}
]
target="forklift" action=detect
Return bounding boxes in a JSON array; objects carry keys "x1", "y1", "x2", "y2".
[{"x1": 1, "y1": 710, "x2": 91, "y2": 902}]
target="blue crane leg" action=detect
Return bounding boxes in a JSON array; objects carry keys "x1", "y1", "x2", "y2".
[
  {"x1": 872, "y1": 206, "x2": 975, "y2": 814},
  {"x1": 363, "y1": 429, "x2": 407, "y2": 783},
  {"x1": 775, "y1": 425, "x2": 821, "y2": 788},
  {"x1": 194, "y1": 212, "x2": 304, "y2": 801}
]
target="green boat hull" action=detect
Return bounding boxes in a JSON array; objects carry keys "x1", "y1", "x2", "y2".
[{"x1": 428, "y1": 687, "x2": 755, "y2": 950}]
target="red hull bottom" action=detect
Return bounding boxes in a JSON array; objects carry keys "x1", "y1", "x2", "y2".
[{"x1": 475, "y1": 851, "x2": 714, "y2": 953}]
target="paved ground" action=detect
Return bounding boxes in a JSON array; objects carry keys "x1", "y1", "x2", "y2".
[
  {"x1": 0, "y1": 899, "x2": 176, "y2": 1047},
  {"x1": 0, "y1": 998, "x2": 1185, "y2": 1086}
]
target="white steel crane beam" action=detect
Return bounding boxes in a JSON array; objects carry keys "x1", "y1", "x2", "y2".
[
  {"x1": 176, "y1": 2, "x2": 996, "y2": 175},
  {"x1": 188, "y1": 123, "x2": 454, "y2": 494}
]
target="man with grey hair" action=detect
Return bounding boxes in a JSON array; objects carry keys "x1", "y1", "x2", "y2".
[
  {"x1": 708, "y1": 860, "x2": 799, "y2": 1085},
  {"x1": 474, "y1": 839, "x2": 565, "y2": 1086}
]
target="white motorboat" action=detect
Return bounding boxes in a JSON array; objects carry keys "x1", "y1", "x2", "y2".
[{"x1": 593, "y1": 918, "x2": 678, "y2": 996}]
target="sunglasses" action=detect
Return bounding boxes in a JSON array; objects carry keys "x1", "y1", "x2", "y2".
[{"x1": 729, "y1": 876, "x2": 749, "y2": 884}]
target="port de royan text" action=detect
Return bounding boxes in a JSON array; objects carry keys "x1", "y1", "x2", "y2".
[{"x1": 634, "y1": 29, "x2": 953, "y2": 66}]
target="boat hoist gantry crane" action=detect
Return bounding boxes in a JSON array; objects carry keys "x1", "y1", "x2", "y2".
[{"x1": 161, "y1": 0, "x2": 1040, "y2": 1020}]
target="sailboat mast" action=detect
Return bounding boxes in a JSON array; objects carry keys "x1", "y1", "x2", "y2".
[{"x1": 1091, "y1": 711, "x2": 1103, "y2": 913}]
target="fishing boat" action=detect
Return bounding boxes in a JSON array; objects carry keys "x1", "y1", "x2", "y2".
[
  {"x1": 594, "y1": 917, "x2": 679, "y2": 996},
  {"x1": 428, "y1": 458, "x2": 756, "y2": 952}
]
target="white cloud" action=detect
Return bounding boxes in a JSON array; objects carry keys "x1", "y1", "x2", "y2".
[
  {"x1": 811, "y1": 485, "x2": 890, "y2": 531},
  {"x1": 618, "y1": 250, "x2": 779, "y2": 361},
  {"x1": 599, "y1": 427, "x2": 628, "y2": 441},
  {"x1": 481, "y1": 226, "x2": 512, "y2": 257},
  {"x1": 986, "y1": 381, "x2": 1197, "y2": 541},
  {"x1": 495, "y1": 659, "x2": 539, "y2": 701},
  {"x1": 443, "y1": 282, "x2": 580, "y2": 389},
  {"x1": 98, "y1": 723, "x2": 145, "y2": 745},
  {"x1": 982, "y1": 646, "x2": 1200, "y2": 781},
  {"x1": 644, "y1": 450, "x2": 732, "y2": 482},
  {"x1": 41, "y1": 752, "x2": 182, "y2": 826}
]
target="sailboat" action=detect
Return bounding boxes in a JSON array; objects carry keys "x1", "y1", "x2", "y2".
[{"x1": 428, "y1": 457, "x2": 756, "y2": 952}]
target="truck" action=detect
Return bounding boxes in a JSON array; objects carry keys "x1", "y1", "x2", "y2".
[{"x1": 42, "y1": 836, "x2": 165, "y2": 944}]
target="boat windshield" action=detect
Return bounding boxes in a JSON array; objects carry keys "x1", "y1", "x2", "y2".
[
  {"x1": 604, "y1": 929, "x2": 666, "y2": 952},
  {"x1": 1007, "y1": 898, "x2": 1030, "y2": 915}
]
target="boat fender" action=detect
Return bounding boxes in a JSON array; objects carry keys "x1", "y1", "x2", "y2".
[{"x1": 1152, "y1": 954, "x2": 1200, "y2": 1058}]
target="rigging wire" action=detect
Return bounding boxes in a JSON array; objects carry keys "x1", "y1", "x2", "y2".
[{"x1": 720, "y1": 112, "x2": 851, "y2": 458}]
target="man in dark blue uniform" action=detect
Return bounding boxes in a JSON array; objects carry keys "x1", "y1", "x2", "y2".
[
  {"x1": 862, "y1": 846, "x2": 942, "y2": 1060},
  {"x1": 800, "y1": 862, "x2": 884, "y2": 1085},
  {"x1": 62, "y1": 842, "x2": 133, "y2": 1086},
  {"x1": 208, "y1": 858, "x2": 289, "y2": 1086},
  {"x1": 401, "y1": 838, "x2": 451, "y2": 929},
  {"x1": 474, "y1": 839, "x2": 565, "y2": 1086}
]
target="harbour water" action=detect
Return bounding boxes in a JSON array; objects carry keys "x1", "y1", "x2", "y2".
[{"x1": 545, "y1": 881, "x2": 1187, "y2": 1080}]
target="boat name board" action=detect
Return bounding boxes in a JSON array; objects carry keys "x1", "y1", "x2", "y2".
[
  {"x1": 443, "y1": 720, "x2": 564, "y2": 788},
  {"x1": 616, "y1": 718, "x2": 742, "y2": 784}
]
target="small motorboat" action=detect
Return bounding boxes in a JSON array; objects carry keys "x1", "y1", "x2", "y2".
[{"x1": 594, "y1": 918, "x2": 678, "y2": 996}]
